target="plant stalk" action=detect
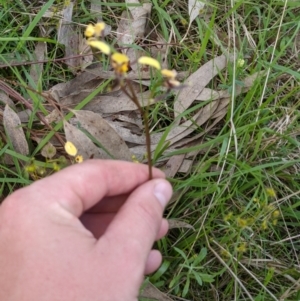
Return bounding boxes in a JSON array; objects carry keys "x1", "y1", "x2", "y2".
[{"x1": 121, "y1": 79, "x2": 153, "y2": 180}]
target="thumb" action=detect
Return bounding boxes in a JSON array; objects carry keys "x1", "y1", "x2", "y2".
[{"x1": 98, "y1": 178, "x2": 172, "y2": 275}]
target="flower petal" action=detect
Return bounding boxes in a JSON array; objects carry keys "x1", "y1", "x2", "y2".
[
  {"x1": 94, "y1": 22, "x2": 105, "y2": 37},
  {"x1": 85, "y1": 24, "x2": 95, "y2": 38},
  {"x1": 111, "y1": 52, "x2": 129, "y2": 64},
  {"x1": 75, "y1": 155, "x2": 84, "y2": 163},
  {"x1": 138, "y1": 56, "x2": 161, "y2": 70},
  {"x1": 87, "y1": 39, "x2": 111, "y2": 55},
  {"x1": 64, "y1": 141, "x2": 77, "y2": 156},
  {"x1": 111, "y1": 53, "x2": 130, "y2": 74},
  {"x1": 161, "y1": 69, "x2": 177, "y2": 79}
]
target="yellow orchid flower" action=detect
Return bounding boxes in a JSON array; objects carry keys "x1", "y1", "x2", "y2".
[
  {"x1": 75, "y1": 155, "x2": 84, "y2": 163},
  {"x1": 84, "y1": 22, "x2": 106, "y2": 38},
  {"x1": 64, "y1": 141, "x2": 78, "y2": 156},
  {"x1": 87, "y1": 38, "x2": 111, "y2": 55},
  {"x1": 85, "y1": 24, "x2": 95, "y2": 38},
  {"x1": 161, "y1": 69, "x2": 177, "y2": 80},
  {"x1": 94, "y1": 22, "x2": 105, "y2": 37},
  {"x1": 64, "y1": 141, "x2": 84, "y2": 163},
  {"x1": 167, "y1": 79, "x2": 181, "y2": 88},
  {"x1": 111, "y1": 52, "x2": 130, "y2": 75},
  {"x1": 138, "y1": 56, "x2": 161, "y2": 70}
]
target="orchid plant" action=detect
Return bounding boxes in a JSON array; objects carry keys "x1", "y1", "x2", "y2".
[{"x1": 65, "y1": 22, "x2": 183, "y2": 180}]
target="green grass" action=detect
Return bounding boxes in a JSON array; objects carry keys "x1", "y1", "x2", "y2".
[{"x1": 1, "y1": 0, "x2": 300, "y2": 300}]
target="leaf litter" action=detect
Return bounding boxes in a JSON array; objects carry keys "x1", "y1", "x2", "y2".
[
  {"x1": 0, "y1": 0, "x2": 263, "y2": 179},
  {"x1": 3, "y1": 105, "x2": 29, "y2": 156},
  {"x1": 64, "y1": 121, "x2": 109, "y2": 160},
  {"x1": 73, "y1": 110, "x2": 132, "y2": 161}
]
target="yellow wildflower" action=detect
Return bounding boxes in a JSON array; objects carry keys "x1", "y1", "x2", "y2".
[
  {"x1": 161, "y1": 69, "x2": 182, "y2": 89},
  {"x1": 87, "y1": 38, "x2": 111, "y2": 55},
  {"x1": 111, "y1": 52, "x2": 130, "y2": 75},
  {"x1": 85, "y1": 24, "x2": 95, "y2": 38},
  {"x1": 84, "y1": 22, "x2": 105, "y2": 38},
  {"x1": 64, "y1": 141, "x2": 78, "y2": 156},
  {"x1": 166, "y1": 79, "x2": 181, "y2": 89},
  {"x1": 272, "y1": 210, "x2": 280, "y2": 219},
  {"x1": 64, "y1": 141, "x2": 84, "y2": 163},
  {"x1": 75, "y1": 155, "x2": 84, "y2": 163},
  {"x1": 94, "y1": 22, "x2": 105, "y2": 37},
  {"x1": 161, "y1": 69, "x2": 177, "y2": 80},
  {"x1": 138, "y1": 56, "x2": 161, "y2": 70}
]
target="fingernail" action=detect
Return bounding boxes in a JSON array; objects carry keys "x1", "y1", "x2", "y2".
[{"x1": 154, "y1": 181, "x2": 172, "y2": 208}]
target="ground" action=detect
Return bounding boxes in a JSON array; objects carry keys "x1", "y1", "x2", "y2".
[{"x1": 0, "y1": 1, "x2": 300, "y2": 300}]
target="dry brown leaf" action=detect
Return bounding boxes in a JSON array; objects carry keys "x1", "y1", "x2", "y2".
[
  {"x1": 149, "y1": 32, "x2": 168, "y2": 69},
  {"x1": 106, "y1": 120, "x2": 146, "y2": 144},
  {"x1": 17, "y1": 109, "x2": 31, "y2": 123},
  {"x1": 166, "y1": 100, "x2": 220, "y2": 146},
  {"x1": 116, "y1": 1, "x2": 151, "y2": 69},
  {"x1": 164, "y1": 154, "x2": 186, "y2": 178},
  {"x1": 140, "y1": 282, "x2": 174, "y2": 301},
  {"x1": 57, "y1": 2, "x2": 81, "y2": 73},
  {"x1": 129, "y1": 144, "x2": 158, "y2": 162},
  {"x1": 30, "y1": 41, "x2": 46, "y2": 85},
  {"x1": 49, "y1": 65, "x2": 102, "y2": 99},
  {"x1": 168, "y1": 219, "x2": 195, "y2": 230},
  {"x1": 169, "y1": 71, "x2": 264, "y2": 148},
  {"x1": 174, "y1": 54, "x2": 232, "y2": 118},
  {"x1": 82, "y1": 91, "x2": 152, "y2": 113},
  {"x1": 106, "y1": 118, "x2": 161, "y2": 146},
  {"x1": 3, "y1": 105, "x2": 29, "y2": 155},
  {"x1": 78, "y1": 36, "x2": 94, "y2": 70},
  {"x1": 212, "y1": 98, "x2": 230, "y2": 119},
  {"x1": 178, "y1": 159, "x2": 193, "y2": 174},
  {"x1": 60, "y1": 89, "x2": 150, "y2": 112},
  {"x1": 0, "y1": 90, "x2": 15, "y2": 108},
  {"x1": 90, "y1": 0, "x2": 102, "y2": 21},
  {"x1": 188, "y1": 0, "x2": 205, "y2": 25},
  {"x1": 43, "y1": 109, "x2": 62, "y2": 125},
  {"x1": 73, "y1": 110, "x2": 132, "y2": 161},
  {"x1": 64, "y1": 121, "x2": 109, "y2": 160},
  {"x1": 117, "y1": 1, "x2": 151, "y2": 46},
  {"x1": 196, "y1": 87, "x2": 227, "y2": 101},
  {"x1": 196, "y1": 71, "x2": 265, "y2": 101},
  {"x1": 172, "y1": 112, "x2": 227, "y2": 149},
  {"x1": 112, "y1": 114, "x2": 143, "y2": 129}
]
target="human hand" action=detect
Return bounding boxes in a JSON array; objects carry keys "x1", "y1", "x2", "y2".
[{"x1": 0, "y1": 160, "x2": 172, "y2": 301}]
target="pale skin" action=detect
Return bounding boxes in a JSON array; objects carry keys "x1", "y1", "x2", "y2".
[{"x1": 0, "y1": 160, "x2": 172, "y2": 301}]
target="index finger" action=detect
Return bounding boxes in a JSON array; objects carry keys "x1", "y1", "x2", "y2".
[{"x1": 16, "y1": 160, "x2": 165, "y2": 217}]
